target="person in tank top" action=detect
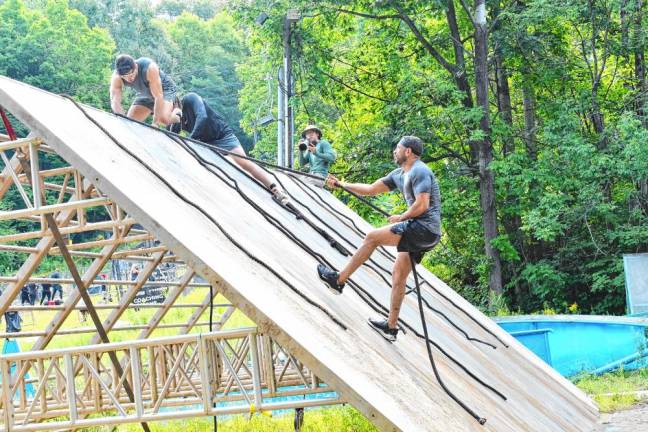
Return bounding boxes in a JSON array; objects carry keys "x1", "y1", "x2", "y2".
[{"x1": 109, "y1": 54, "x2": 181, "y2": 127}]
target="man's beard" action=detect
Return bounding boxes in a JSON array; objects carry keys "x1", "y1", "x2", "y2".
[{"x1": 394, "y1": 154, "x2": 406, "y2": 166}]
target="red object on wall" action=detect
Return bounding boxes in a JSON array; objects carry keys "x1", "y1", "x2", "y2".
[{"x1": 0, "y1": 106, "x2": 17, "y2": 140}]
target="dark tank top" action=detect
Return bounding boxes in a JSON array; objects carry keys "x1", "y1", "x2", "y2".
[{"x1": 121, "y1": 57, "x2": 172, "y2": 98}]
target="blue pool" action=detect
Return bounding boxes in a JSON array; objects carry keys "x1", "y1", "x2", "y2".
[{"x1": 496, "y1": 315, "x2": 648, "y2": 377}]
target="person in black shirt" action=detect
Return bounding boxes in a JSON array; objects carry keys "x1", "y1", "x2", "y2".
[
  {"x1": 170, "y1": 93, "x2": 288, "y2": 204},
  {"x1": 40, "y1": 280, "x2": 52, "y2": 305},
  {"x1": 50, "y1": 270, "x2": 63, "y2": 301}
]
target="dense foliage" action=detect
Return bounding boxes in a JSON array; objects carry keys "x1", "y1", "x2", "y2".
[{"x1": 1, "y1": 0, "x2": 646, "y2": 314}]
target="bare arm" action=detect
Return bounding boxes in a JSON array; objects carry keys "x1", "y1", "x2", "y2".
[
  {"x1": 146, "y1": 63, "x2": 165, "y2": 124},
  {"x1": 109, "y1": 74, "x2": 124, "y2": 114},
  {"x1": 390, "y1": 192, "x2": 430, "y2": 223},
  {"x1": 328, "y1": 175, "x2": 389, "y2": 196}
]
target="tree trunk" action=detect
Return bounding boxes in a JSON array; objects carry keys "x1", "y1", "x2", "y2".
[
  {"x1": 591, "y1": 88, "x2": 605, "y2": 136},
  {"x1": 495, "y1": 51, "x2": 514, "y2": 155},
  {"x1": 446, "y1": 0, "x2": 473, "y2": 110},
  {"x1": 474, "y1": 0, "x2": 503, "y2": 295},
  {"x1": 522, "y1": 77, "x2": 538, "y2": 160},
  {"x1": 634, "y1": 0, "x2": 646, "y2": 125},
  {"x1": 621, "y1": 0, "x2": 630, "y2": 57},
  {"x1": 446, "y1": 0, "x2": 479, "y2": 164},
  {"x1": 633, "y1": 0, "x2": 648, "y2": 211}
]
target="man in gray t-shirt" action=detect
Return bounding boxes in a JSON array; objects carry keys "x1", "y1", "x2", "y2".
[{"x1": 317, "y1": 136, "x2": 441, "y2": 342}]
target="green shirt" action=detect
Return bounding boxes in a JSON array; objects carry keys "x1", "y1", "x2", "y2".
[{"x1": 298, "y1": 139, "x2": 336, "y2": 176}]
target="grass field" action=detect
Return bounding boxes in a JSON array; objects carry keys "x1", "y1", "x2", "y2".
[
  {"x1": 13, "y1": 286, "x2": 254, "y2": 351},
  {"x1": 7, "y1": 288, "x2": 648, "y2": 430},
  {"x1": 75, "y1": 369, "x2": 648, "y2": 431}
]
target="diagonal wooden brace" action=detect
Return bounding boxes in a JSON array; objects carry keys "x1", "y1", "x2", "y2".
[{"x1": 44, "y1": 212, "x2": 151, "y2": 432}]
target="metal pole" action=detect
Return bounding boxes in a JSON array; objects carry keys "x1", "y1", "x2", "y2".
[
  {"x1": 283, "y1": 17, "x2": 293, "y2": 169},
  {"x1": 283, "y1": 16, "x2": 291, "y2": 168},
  {"x1": 277, "y1": 66, "x2": 285, "y2": 166}
]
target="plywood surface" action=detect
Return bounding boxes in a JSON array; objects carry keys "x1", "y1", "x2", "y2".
[{"x1": 0, "y1": 76, "x2": 599, "y2": 432}]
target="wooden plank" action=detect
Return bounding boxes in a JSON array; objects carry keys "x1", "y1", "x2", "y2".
[
  {"x1": 0, "y1": 150, "x2": 32, "y2": 207},
  {"x1": 0, "y1": 181, "x2": 94, "y2": 317},
  {"x1": 0, "y1": 218, "x2": 136, "y2": 243},
  {"x1": 30, "y1": 224, "x2": 132, "y2": 351},
  {"x1": 0, "y1": 197, "x2": 111, "y2": 221},
  {"x1": 0, "y1": 77, "x2": 599, "y2": 432}
]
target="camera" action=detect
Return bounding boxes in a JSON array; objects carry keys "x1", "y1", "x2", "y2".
[{"x1": 298, "y1": 139, "x2": 308, "y2": 151}]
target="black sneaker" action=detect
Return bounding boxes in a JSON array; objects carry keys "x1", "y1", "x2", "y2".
[
  {"x1": 317, "y1": 264, "x2": 344, "y2": 295},
  {"x1": 368, "y1": 318, "x2": 399, "y2": 342}
]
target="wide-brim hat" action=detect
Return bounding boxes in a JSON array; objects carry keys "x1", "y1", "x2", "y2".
[{"x1": 301, "y1": 124, "x2": 322, "y2": 138}]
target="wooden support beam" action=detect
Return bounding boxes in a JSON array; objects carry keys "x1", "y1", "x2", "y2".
[
  {"x1": 16, "y1": 165, "x2": 76, "y2": 180},
  {"x1": 0, "y1": 150, "x2": 32, "y2": 207},
  {"x1": 0, "y1": 217, "x2": 136, "y2": 243},
  {"x1": 0, "y1": 197, "x2": 111, "y2": 221},
  {"x1": 49, "y1": 233, "x2": 153, "y2": 252},
  {"x1": 30, "y1": 223, "x2": 133, "y2": 351},
  {"x1": 0, "y1": 243, "x2": 158, "y2": 261},
  {"x1": 42, "y1": 213, "x2": 151, "y2": 432},
  {"x1": 0, "y1": 136, "x2": 42, "y2": 152},
  {"x1": 0, "y1": 322, "x2": 214, "y2": 339},
  {"x1": 89, "y1": 250, "x2": 166, "y2": 344},
  {"x1": 6, "y1": 303, "x2": 219, "y2": 312},
  {"x1": 112, "y1": 246, "x2": 166, "y2": 259},
  {"x1": 0, "y1": 276, "x2": 210, "y2": 288},
  {"x1": 0, "y1": 183, "x2": 95, "y2": 317}
]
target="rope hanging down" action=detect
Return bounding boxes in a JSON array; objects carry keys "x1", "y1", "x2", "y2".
[
  {"x1": 410, "y1": 253, "x2": 488, "y2": 425},
  {"x1": 64, "y1": 99, "x2": 506, "y2": 418}
]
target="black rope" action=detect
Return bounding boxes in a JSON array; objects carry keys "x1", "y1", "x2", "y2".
[
  {"x1": 282, "y1": 172, "x2": 502, "y2": 349},
  {"x1": 410, "y1": 253, "x2": 487, "y2": 425},
  {"x1": 279, "y1": 169, "x2": 508, "y2": 348},
  {"x1": 165, "y1": 129, "x2": 498, "y2": 351},
  {"x1": 209, "y1": 284, "x2": 218, "y2": 432},
  {"x1": 63, "y1": 95, "x2": 348, "y2": 331},
  {"x1": 72, "y1": 102, "x2": 506, "y2": 401}
]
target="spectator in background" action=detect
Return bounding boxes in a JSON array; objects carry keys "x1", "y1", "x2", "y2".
[
  {"x1": 130, "y1": 264, "x2": 140, "y2": 281},
  {"x1": 297, "y1": 125, "x2": 336, "y2": 187},
  {"x1": 50, "y1": 269, "x2": 63, "y2": 301},
  {"x1": 27, "y1": 283, "x2": 38, "y2": 305},
  {"x1": 20, "y1": 284, "x2": 31, "y2": 305},
  {"x1": 40, "y1": 279, "x2": 52, "y2": 305}
]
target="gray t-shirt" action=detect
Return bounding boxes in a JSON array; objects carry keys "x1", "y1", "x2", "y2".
[{"x1": 381, "y1": 159, "x2": 441, "y2": 234}]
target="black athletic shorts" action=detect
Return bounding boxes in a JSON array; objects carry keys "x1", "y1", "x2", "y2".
[
  {"x1": 132, "y1": 80, "x2": 178, "y2": 110},
  {"x1": 390, "y1": 219, "x2": 440, "y2": 263}
]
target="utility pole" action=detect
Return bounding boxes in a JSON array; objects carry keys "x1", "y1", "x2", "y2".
[{"x1": 277, "y1": 9, "x2": 300, "y2": 167}]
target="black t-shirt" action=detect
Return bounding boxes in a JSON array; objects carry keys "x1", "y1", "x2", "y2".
[{"x1": 170, "y1": 92, "x2": 233, "y2": 142}]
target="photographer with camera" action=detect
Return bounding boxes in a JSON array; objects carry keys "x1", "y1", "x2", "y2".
[{"x1": 297, "y1": 125, "x2": 336, "y2": 187}]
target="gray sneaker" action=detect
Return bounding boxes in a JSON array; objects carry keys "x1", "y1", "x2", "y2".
[{"x1": 368, "y1": 318, "x2": 399, "y2": 342}]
